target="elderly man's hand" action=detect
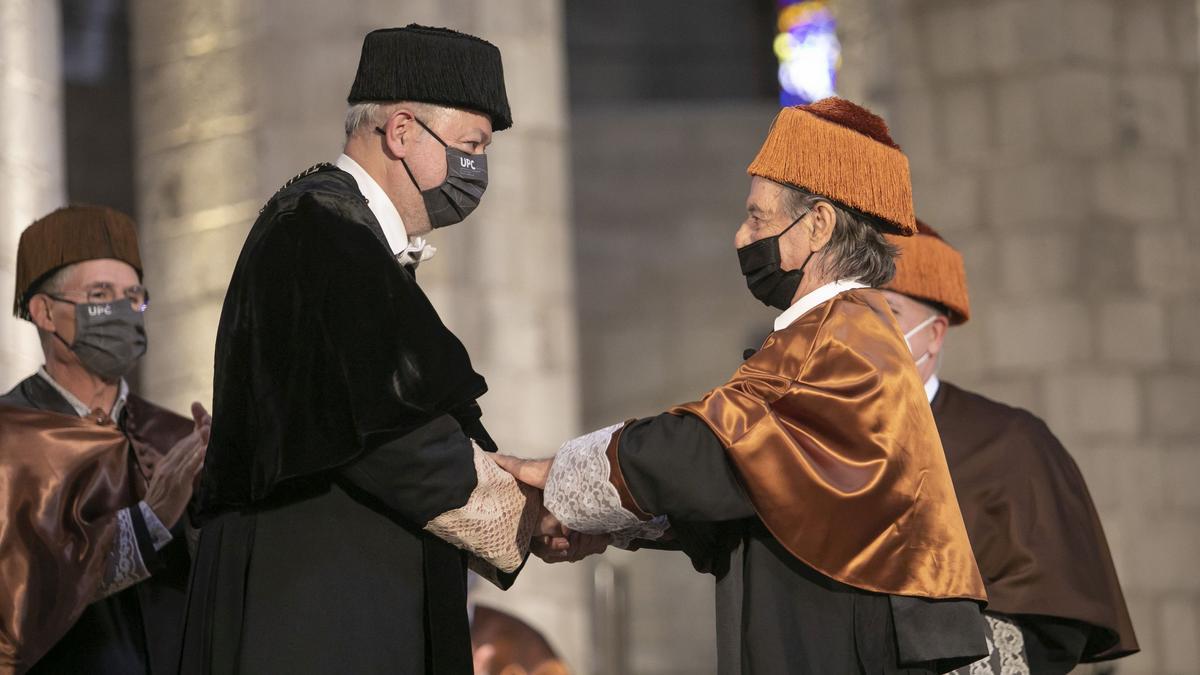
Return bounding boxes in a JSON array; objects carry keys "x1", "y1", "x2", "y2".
[
  {"x1": 145, "y1": 402, "x2": 210, "y2": 528},
  {"x1": 530, "y1": 506, "x2": 610, "y2": 563},
  {"x1": 492, "y1": 454, "x2": 553, "y2": 490}
]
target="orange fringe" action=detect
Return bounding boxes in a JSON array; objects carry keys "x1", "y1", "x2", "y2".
[
  {"x1": 748, "y1": 106, "x2": 917, "y2": 235},
  {"x1": 885, "y1": 221, "x2": 971, "y2": 324}
]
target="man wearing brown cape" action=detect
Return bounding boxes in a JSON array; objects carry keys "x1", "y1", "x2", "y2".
[
  {"x1": 881, "y1": 221, "x2": 1139, "y2": 674},
  {"x1": 0, "y1": 206, "x2": 210, "y2": 674},
  {"x1": 499, "y1": 98, "x2": 991, "y2": 674}
]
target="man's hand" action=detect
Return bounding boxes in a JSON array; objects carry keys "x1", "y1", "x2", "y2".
[
  {"x1": 530, "y1": 506, "x2": 610, "y2": 563},
  {"x1": 145, "y1": 402, "x2": 210, "y2": 528},
  {"x1": 492, "y1": 455, "x2": 553, "y2": 489}
]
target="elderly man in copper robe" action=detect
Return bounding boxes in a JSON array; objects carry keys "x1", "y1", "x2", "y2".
[
  {"x1": 500, "y1": 98, "x2": 990, "y2": 674},
  {"x1": 880, "y1": 222, "x2": 1139, "y2": 674},
  {"x1": 0, "y1": 206, "x2": 209, "y2": 675}
]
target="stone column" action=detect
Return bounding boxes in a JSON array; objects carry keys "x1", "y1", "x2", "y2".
[
  {"x1": 0, "y1": 0, "x2": 66, "y2": 388},
  {"x1": 129, "y1": 0, "x2": 588, "y2": 668}
]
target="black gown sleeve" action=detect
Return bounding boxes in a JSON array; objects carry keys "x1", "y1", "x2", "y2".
[
  {"x1": 1017, "y1": 615, "x2": 1090, "y2": 675},
  {"x1": 617, "y1": 412, "x2": 756, "y2": 522},
  {"x1": 337, "y1": 414, "x2": 477, "y2": 527}
]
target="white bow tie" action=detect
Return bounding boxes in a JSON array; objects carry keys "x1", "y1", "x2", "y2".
[{"x1": 396, "y1": 236, "x2": 437, "y2": 268}]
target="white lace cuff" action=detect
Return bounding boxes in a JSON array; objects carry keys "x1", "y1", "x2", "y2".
[
  {"x1": 424, "y1": 444, "x2": 539, "y2": 573},
  {"x1": 543, "y1": 423, "x2": 668, "y2": 549},
  {"x1": 94, "y1": 506, "x2": 152, "y2": 600},
  {"x1": 138, "y1": 500, "x2": 174, "y2": 551}
]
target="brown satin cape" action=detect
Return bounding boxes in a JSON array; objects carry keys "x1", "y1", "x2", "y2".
[
  {"x1": 932, "y1": 381, "x2": 1138, "y2": 661},
  {"x1": 673, "y1": 288, "x2": 986, "y2": 602},
  {"x1": 0, "y1": 396, "x2": 191, "y2": 673}
]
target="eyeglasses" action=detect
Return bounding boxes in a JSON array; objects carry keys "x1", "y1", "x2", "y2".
[{"x1": 46, "y1": 283, "x2": 150, "y2": 312}]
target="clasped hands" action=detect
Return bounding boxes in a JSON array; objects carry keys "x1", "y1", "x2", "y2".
[{"x1": 494, "y1": 455, "x2": 610, "y2": 564}]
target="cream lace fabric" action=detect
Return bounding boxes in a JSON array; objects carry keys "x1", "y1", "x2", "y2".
[
  {"x1": 957, "y1": 614, "x2": 1030, "y2": 675},
  {"x1": 425, "y1": 445, "x2": 540, "y2": 573},
  {"x1": 543, "y1": 424, "x2": 669, "y2": 549},
  {"x1": 94, "y1": 506, "x2": 151, "y2": 600}
]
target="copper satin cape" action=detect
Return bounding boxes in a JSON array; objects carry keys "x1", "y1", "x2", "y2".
[
  {"x1": 673, "y1": 288, "x2": 986, "y2": 602},
  {"x1": 933, "y1": 381, "x2": 1138, "y2": 661},
  {"x1": 0, "y1": 399, "x2": 191, "y2": 674}
]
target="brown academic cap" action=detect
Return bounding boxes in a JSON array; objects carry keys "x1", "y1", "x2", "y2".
[
  {"x1": 13, "y1": 205, "x2": 143, "y2": 320},
  {"x1": 884, "y1": 220, "x2": 971, "y2": 324},
  {"x1": 747, "y1": 97, "x2": 916, "y2": 235}
]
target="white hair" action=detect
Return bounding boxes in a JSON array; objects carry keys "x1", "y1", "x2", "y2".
[{"x1": 344, "y1": 101, "x2": 453, "y2": 140}]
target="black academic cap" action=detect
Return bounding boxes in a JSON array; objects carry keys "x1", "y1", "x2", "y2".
[{"x1": 347, "y1": 24, "x2": 513, "y2": 131}]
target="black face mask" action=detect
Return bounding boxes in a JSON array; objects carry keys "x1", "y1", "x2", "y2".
[
  {"x1": 737, "y1": 209, "x2": 814, "y2": 310},
  {"x1": 48, "y1": 298, "x2": 148, "y2": 380},
  {"x1": 391, "y1": 117, "x2": 488, "y2": 229}
]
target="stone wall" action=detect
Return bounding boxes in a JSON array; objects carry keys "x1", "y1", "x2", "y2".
[{"x1": 871, "y1": 1, "x2": 1200, "y2": 672}]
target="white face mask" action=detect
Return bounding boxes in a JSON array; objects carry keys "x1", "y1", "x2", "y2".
[{"x1": 903, "y1": 314, "x2": 939, "y2": 368}]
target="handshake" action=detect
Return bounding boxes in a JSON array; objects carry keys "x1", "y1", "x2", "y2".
[{"x1": 493, "y1": 455, "x2": 612, "y2": 565}]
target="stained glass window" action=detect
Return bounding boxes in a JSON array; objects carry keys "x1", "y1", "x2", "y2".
[{"x1": 775, "y1": 0, "x2": 841, "y2": 106}]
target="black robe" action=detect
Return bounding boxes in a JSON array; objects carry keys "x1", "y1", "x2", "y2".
[
  {"x1": 0, "y1": 375, "x2": 192, "y2": 675},
  {"x1": 932, "y1": 381, "x2": 1138, "y2": 674},
  {"x1": 180, "y1": 164, "x2": 509, "y2": 675},
  {"x1": 619, "y1": 414, "x2": 987, "y2": 675}
]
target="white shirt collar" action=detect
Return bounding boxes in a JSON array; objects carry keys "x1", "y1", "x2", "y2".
[
  {"x1": 924, "y1": 374, "x2": 941, "y2": 403},
  {"x1": 773, "y1": 279, "x2": 869, "y2": 331},
  {"x1": 335, "y1": 154, "x2": 436, "y2": 266},
  {"x1": 37, "y1": 366, "x2": 129, "y2": 419}
]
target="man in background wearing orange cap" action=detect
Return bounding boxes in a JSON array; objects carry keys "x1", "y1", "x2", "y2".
[
  {"x1": 0, "y1": 206, "x2": 210, "y2": 674},
  {"x1": 882, "y1": 222, "x2": 1139, "y2": 674},
  {"x1": 498, "y1": 98, "x2": 989, "y2": 674}
]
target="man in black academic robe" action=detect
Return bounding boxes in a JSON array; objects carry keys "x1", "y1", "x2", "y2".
[
  {"x1": 0, "y1": 206, "x2": 208, "y2": 675},
  {"x1": 881, "y1": 221, "x2": 1138, "y2": 674},
  {"x1": 179, "y1": 26, "x2": 547, "y2": 675}
]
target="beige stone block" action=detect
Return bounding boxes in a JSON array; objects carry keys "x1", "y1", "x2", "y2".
[
  {"x1": 1093, "y1": 157, "x2": 1180, "y2": 223},
  {"x1": 955, "y1": 376, "x2": 1043, "y2": 418},
  {"x1": 921, "y1": 5, "x2": 983, "y2": 79},
  {"x1": 1118, "y1": 0, "x2": 1172, "y2": 66},
  {"x1": 985, "y1": 300, "x2": 1091, "y2": 370},
  {"x1": 1166, "y1": 299, "x2": 1200, "y2": 365},
  {"x1": 138, "y1": 135, "x2": 261, "y2": 224},
  {"x1": 939, "y1": 84, "x2": 991, "y2": 166},
  {"x1": 985, "y1": 160, "x2": 1086, "y2": 228},
  {"x1": 1147, "y1": 374, "x2": 1200, "y2": 436},
  {"x1": 1042, "y1": 372, "x2": 1140, "y2": 437},
  {"x1": 1135, "y1": 230, "x2": 1200, "y2": 295},
  {"x1": 978, "y1": 0, "x2": 1062, "y2": 72},
  {"x1": 890, "y1": 88, "x2": 938, "y2": 165},
  {"x1": 1167, "y1": 0, "x2": 1199, "y2": 67},
  {"x1": 1162, "y1": 598, "x2": 1200, "y2": 674},
  {"x1": 1116, "y1": 73, "x2": 1191, "y2": 155},
  {"x1": 910, "y1": 167, "x2": 980, "y2": 232},
  {"x1": 1122, "y1": 516, "x2": 1200, "y2": 591},
  {"x1": 1163, "y1": 445, "x2": 1200, "y2": 511},
  {"x1": 994, "y1": 77, "x2": 1042, "y2": 160},
  {"x1": 998, "y1": 232, "x2": 1081, "y2": 296},
  {"x1": 1062, "y1": 0, "x2": 1117, "y2": 63},
  {"x1": 1042, "y1": 68, "x2": 1116, "y2": 157},
  {"x1": 1097, "y1": 298, "x2": 1168, "y2": 366},
  {"x1": 939, "y1": 319, "x2": 987, "y2": 381},
  {"x1": 1080, "y1": 228, "x2": 1139, "y2": 295}
]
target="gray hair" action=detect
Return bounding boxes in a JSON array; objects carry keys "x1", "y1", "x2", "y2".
[
  {"x1": 782, "y1": 187, "x2": 899, "y2": 287},
  {"x1": 344, "y1": 101, "x2": 452, "y2": 140}
]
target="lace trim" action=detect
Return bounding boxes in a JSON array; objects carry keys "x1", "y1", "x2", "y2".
[
  {"x1": 425, "y1": 444, "x2": 538, "y2": 573},
  {"x1": 94, "y1": 507, "x2": 151, "y2": 600},
  {"x1": 543, "y1": 424, "x2": 668, "y2": 549},
  {"x1": 959, "y1": 614, "x2": 1030, "y2": 675},
  {"x1": 138, "y1": 500, "x2": 174, "y2": 551}
]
